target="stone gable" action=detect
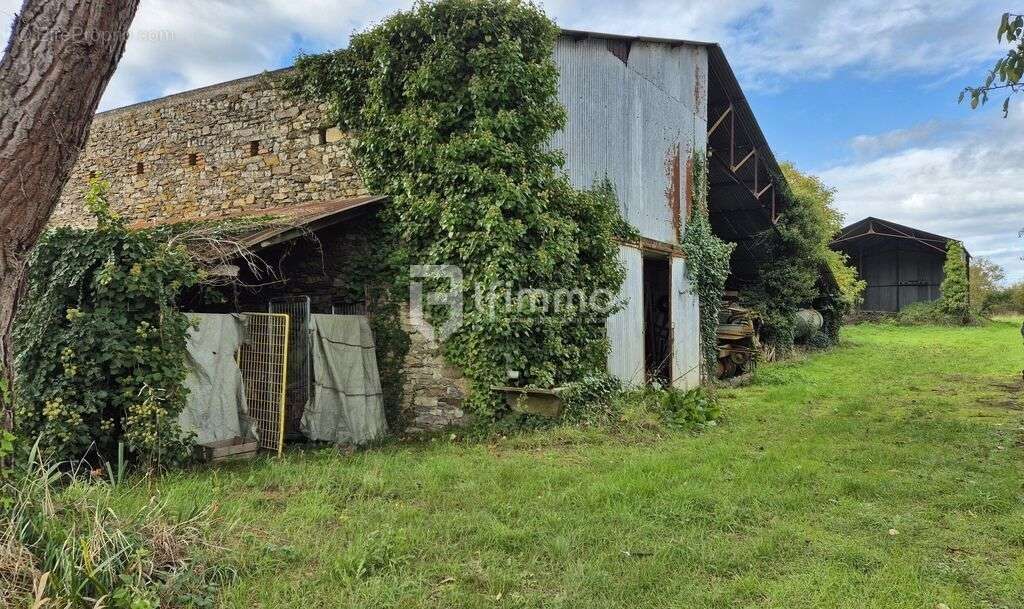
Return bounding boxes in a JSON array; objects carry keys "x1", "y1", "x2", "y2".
[{"x1": 53, "y1": 69, "x2": 367, "y2": 227}]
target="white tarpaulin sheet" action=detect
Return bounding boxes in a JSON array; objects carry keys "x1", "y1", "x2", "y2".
[
  {"x1": 301, "y1": 314, "x2": 386, "y2": 445},
  {"x1": 178, "y1": 313, "x2": 256, "y2": 445}
]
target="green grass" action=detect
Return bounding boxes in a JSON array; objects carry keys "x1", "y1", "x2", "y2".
[{"x1": 130, "y1": 321, "x2": 1024, "y2": 608}]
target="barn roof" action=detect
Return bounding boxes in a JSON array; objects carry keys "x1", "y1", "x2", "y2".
[
  {"x1": 830, "y1": 217, "x2": 969, "y2": 258},
  {"x1": 227, "y1": 195, "x2": 386, "y2": 250}
]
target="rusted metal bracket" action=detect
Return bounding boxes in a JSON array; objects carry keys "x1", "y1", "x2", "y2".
[
  {"x1": 708, "y1": 102, "x2": 781, "y2": 224},
  {"x1": 707, "y1": 104, "x2": 732, "y2": 137}
]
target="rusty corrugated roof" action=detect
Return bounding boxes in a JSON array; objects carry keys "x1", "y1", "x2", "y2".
[
  {"x1": 133, "y1": 194, "x2": 386, "y2": 249},
  {"x1": 229, "y1": 195, "x2": 387, "y2": 249}
]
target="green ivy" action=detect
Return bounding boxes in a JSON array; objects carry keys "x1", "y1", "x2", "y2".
[
  {"x1": 13, "y1": 181, "x2": 197, "y2": 467},
  {"x1": 681, "y1": 152, "x2": 735, "y2": 379},
  {"x1": 940, "y1": 241, "x2": 971, "y2": 324},
  {"x1": 287, "y1": 0, "x2": 627, "y2": 419}
]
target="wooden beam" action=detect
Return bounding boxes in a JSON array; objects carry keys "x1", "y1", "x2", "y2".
[
  {"x1": 731, "y1": 148, "x2": 755, "y2": 173},
  {"x1": 708, "y1": 104, "x2": 733, "y2": 137}
]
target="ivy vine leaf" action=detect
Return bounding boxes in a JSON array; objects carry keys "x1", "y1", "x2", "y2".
[{"x1": 13, "y1": 180, "x2": 197, "y2": 467}]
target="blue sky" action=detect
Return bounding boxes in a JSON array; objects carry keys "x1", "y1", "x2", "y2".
[{"x1": 1, "y1": 0, "x2": 1018, "y2": 279}]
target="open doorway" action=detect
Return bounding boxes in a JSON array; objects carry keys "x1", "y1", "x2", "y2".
[{"x1": 643, "y1": 255, "x2": 672, "y2": 384}]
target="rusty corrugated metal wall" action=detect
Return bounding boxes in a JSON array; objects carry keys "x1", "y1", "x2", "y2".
[
  {"x1": 671, "y1": 257, "x2": 701, "y2": 388},
  {"x1": 551, "y1": 34, "x2": 707, "y2": 387},
  {"x1": 605, "y1": 245, "x2": 645, "y2": 385}
]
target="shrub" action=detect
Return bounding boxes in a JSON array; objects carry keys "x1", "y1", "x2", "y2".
[
  {"x1": 13, "y1": 181, "x2": 198, "y2": 467},
  {"x1": 560, "y1": 374, "x2": 624, "y2": 426},
  {"x1": 656, "y1": 386, "x2": 721, "y2": 430},
  {"x1": 940, "y1": 241, "x2": 971, "y2": 324},
  {"x1": 744, "y1": 164, "x2": 862, "y2": 353},
  {"x1": 616, "y1": 386, "x2": 721, "y2": 432},
  {"x1": 889, "y1": 301, "x2": 979, "y2": 326}
]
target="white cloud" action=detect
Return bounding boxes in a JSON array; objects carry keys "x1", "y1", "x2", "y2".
[
  {"x1": 849, "y1": 120, "x2": 944, "y2": 156},
  {"x1": 0, "y1": 0, "x2": 1008, "y2": 108},
  {"x1": 543, "y1": 0, "x2": 1003, "y2": 89},
  {"x1": 0, "y1": 0, "x2": 408, "y2": 110},
  {"x1": 821, "y1": 111, "x2": 1024, "y2": 281}
]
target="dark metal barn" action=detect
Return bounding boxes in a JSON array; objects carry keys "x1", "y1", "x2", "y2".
[{"x1": 830, "y1": 217, "x2": 969, "y2": 312}]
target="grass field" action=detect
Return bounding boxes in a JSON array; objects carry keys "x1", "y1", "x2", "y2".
[{"x1": 132, "y1": 321, "x2": 1024, "y2": 608}]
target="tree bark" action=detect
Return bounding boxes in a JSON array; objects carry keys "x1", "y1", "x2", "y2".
[{"x1": 0, "y1": 0, "x2": 140, "y2": 429}]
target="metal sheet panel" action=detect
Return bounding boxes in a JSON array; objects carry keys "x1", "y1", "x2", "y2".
[
  {"x1": 606, "y1": 245, "x2": 644, "y2": 385},
  {"x1": 671, "y1": 257, "x2": 701, "y2": 388},
  {"x1": 551, "y1": 36, "x2": 708, "y2": 244}
]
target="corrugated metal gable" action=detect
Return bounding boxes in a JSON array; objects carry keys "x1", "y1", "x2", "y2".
[{"x1": 551, "y1": 35, "x2": 708, "y2": 244}]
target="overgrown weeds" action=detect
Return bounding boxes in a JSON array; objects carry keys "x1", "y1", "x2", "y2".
[
  {"x1": 1, "y1": 440, "x2": 233, "y2": 608},
  {"x1": 885, "y1": 301, "x2": 982, "y2": 326},
  {"x1": 456, "y1": 377, "x2": 722, "y2": 444}
]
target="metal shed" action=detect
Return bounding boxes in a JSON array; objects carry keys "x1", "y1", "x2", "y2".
[
  {"x1": 830, "y1": 217, "x2": 969, "y2": 312},
  {"x1": 552, "y1": 30, "x2": 788, "y2": 387}
]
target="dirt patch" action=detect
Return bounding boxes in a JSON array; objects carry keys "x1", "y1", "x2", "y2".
[{"x1": 936, "y1": 374, "x2": 1024, "y2": 411}]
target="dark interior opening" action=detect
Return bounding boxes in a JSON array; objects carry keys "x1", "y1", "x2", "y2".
[{"x1": 643, "y1": 255, "x2": 672, "y2": 385}]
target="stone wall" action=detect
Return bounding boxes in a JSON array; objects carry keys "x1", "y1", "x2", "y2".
[
  {"x1": 53, "y1": 68, "x2": 366, "y2": 227},
  {"x1": 399, "y1": 306, "x2": 471, "y2": 432}
]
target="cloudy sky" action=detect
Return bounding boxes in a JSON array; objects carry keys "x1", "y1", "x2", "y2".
[{"x1": 1, "y1": 1, "x2": 1018, "y2": 279}]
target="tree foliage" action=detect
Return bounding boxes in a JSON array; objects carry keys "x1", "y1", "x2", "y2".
[
  {"x1": 287, "y1": 0, "x2": 627, "y2": 418},
  {"x1": 985, "y1": 279, "x2": 1024, "y2": 314},
  {"x1": 968, "y1": 256, "x2": 1006, "y2": 314},
  {"x1": 939, "y1": 240, "x2": 971, "y2": 323},
  {"x1": 13, "y1": 181, "x2": 197, "y2": 466},
  {"x1": 743, "y1": 163, "x2": 862, "y2": 350},
  {"x1": 962, "y1": 12, "x2": 1024, "y2": 116}
]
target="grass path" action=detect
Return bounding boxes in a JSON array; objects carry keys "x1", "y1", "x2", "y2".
[{"x1": 143, "y1": 322, "x2": 1024, "y2": 608}]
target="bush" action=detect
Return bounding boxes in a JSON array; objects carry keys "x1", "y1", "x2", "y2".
[
  {"x1": 14, "y1": 181, "x2": 198, "y2": 467},
  {"x1": 890, "y1": 301, "x2": 978, "y2": 326},
  {"x1": 560, "y1": 374, "x2": 624, "y2": 426},
  {"x1": 940, "y1": 241, "x2": 971, "y2": 323},
  {"x1": 616, "y1": 386, "x2": 721, "y2": 432},
  {"x1": 744, "y1": 164, "x2": 862, "y2": 353},
  {"x1": 1, "y1": 442, "x2": 229, "y2": 608}
]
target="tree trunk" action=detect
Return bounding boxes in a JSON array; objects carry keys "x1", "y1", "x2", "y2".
[{"x1": 0, "y1": 0, "x2": 140, "y2": 429}]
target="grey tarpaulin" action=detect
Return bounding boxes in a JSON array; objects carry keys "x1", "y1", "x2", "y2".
[
  {"x1": 178, "y1": 313, "x2": 257, "y2": 445},
  {"x1": 301, "y1": 314, "x2": 386, "y2": 445}
]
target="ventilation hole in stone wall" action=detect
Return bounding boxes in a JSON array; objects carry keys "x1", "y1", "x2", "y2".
[
  {"x1": 250, "y1": 140, "x2": 260, "y2": 156},
  {"x1": 188, "y1": 153, "x2": 198, "y2": 167},
  {"x1": 318, "y1": 127, "x2": 328, "y2": 145},
  {"x1": 88, "y1": 170, "x2": 97, "y2": 179},
  {"x1": 136, "y1": 162, "x2": 144, "y2": 175}
]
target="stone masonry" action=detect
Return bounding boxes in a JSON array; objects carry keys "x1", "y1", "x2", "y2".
[
  {"x1": 53, "y1": 68, "x2": 365, "y2": 227},
  {"x1": 399, "y1": 304, "x2": 471, "y2": 432},
  {"x1": 54, "y1": 69, "x2": 467, "y2": 431}
]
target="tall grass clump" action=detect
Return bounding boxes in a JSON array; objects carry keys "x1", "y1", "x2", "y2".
[{"x1": 1, "y1": 441, "x2": 232, "y2": 608}]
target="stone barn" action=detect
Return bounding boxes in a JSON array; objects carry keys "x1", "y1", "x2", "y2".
[
  {"x1": 830, "y1": 217, "x2": 969, "y2": 313},
  {"x1": 54, "y1": 29, "x2": 789, "y2": 431}
]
